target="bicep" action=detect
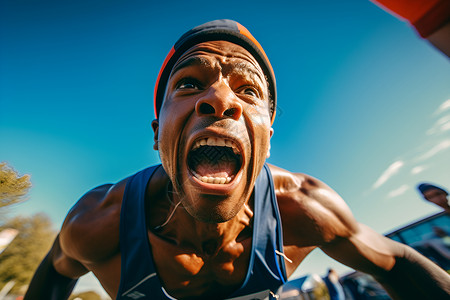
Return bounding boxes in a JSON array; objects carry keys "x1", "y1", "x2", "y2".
[
  {"x1": 284, "y1": 173, "x2": 399, "y2": 272},
  {"x1": 291, "y1": 174, "x2": 360, "y2": 243},
  {"x1": 291, "y1": 176, "x2": 399, "y2": 272}
]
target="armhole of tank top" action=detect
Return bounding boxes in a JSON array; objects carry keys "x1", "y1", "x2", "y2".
[
  {"x1": 265, "y1": 163, "x2": 288, "y2": 282},
  {"x1": 235, "y1": 170, "x2": 260, "y2": 291},
  {"x1": 117, "y1": 165, "x2": 160, "y2": 299}
]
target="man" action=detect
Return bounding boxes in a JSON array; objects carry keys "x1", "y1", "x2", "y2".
[
  {"x1": 322, "y1": 269, "x2": 345, "y2": 300},
  {"x1": 25, "y1": 19, "x2": 450, "y2": 300},
  {"x1": 417, "y1": 183, "x2": 450, "y2": 213},
  {"x1": 323, "y1": 269, "x2": 345, "y2": 300}
]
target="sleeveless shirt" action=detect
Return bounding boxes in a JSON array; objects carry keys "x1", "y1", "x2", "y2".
[{"x1": 117, "y1": 164, "x2": 287, "y2": 299}]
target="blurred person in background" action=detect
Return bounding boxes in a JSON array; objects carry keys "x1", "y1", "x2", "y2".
[
  {"x1": 322, "y1": 269, "x2": 345, "y2": 300},
  {"x1": 417, "y1": 183, "x2": 450, "y2": 213}
]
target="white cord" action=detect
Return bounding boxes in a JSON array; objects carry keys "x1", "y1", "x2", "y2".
[
  {"x1": 275, "y1": 250, "x2": 293, "y2": 263},
  {"x1": 269, "y1": 291, "x2": 279, "y2": 299},
  {"x1": 154, "y1": 200, "x2": 182, "y2": 230}
]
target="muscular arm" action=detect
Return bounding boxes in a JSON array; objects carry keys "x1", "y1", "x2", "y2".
[
  {"x1": 274, "y1": 166, "x2": 450, "y2": 299},
  {"x1": 321, "y1": 224, "x2": 450, "y2": 299},
  {"x1": 24, "y1": 183, "x2": 120, "y2": 300}
]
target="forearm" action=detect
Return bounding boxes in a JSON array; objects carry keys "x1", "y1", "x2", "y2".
[
  {"x1": 374, "y1": 245, "x2": 450, "y2": 300},
  {"x1": 323, "y1": 223, "x2": 450, "y2": 299},
  {"x1": 24, "y1": 252, "x2": 78, "y2": 300}
]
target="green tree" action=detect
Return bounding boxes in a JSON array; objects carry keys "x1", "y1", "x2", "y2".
[
  {"x1": 0, "y1": 213, "x2": 56, "y2": 293},
  {"x1": 0, "y1": 162, "x2": 32, "y2": 209}
]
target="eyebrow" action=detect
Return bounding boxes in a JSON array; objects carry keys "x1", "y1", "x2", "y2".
[
  {"x1": 170, "y1": 55, "x2": 267, "y2": 91},
  {"x1": 224, "y1": 62, "x2": 265, "y2": 84},
  {"x1": 170, "y1": 56, "x2": 212, "y2": 77}
]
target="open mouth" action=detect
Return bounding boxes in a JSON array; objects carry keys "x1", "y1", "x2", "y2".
[{"x1": 187, "y1": 137, "x2": 243, "y2": 185}]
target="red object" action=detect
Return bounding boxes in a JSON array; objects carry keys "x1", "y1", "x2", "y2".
[{"x1": 372, "y1": 0, "x2": 450, "y2": 37}]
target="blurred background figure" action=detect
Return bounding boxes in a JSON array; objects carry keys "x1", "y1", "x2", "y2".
[
  {"x1": 340, "y1": 272, "x2": 392, "y2": 300},
  {"x1": 417, "y1": 183, "x2": 450, "y2": 213},
  {"x1": 275, "y1": 274, "x2": 329, "y2": 300},
  {"x1": 322, "y1": 269, "x2": 345, "y2": 300}
]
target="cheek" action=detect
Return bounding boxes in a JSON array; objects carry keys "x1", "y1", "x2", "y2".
[
  {"x1": 158, "y1": 100, "x2": 193, "y2": 141},
  {"x1": 157, "y1": 118, "x2": 180, "y2": 174},
  {"x1": 245, "y1": 104, "x2": 272, "y2": 127},
  {"x1": 157, "y1": 102, "x2": 196, "y2": 175},
  {"x1": 244, "y1": 105, "x2": 272, "y2": 148},
  {"x1": 158, "y1": 120, "x2": 176, "y2": 152}
]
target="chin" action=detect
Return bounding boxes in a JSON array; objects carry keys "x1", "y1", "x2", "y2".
[
  {"x1": 191, "y1": 210, "x2": 232, "y2": 224},
  {"x1": 181, "y1": 192, "x2": 244, "y2": 224}
]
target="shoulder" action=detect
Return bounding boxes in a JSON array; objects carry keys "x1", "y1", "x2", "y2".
[
  {"x1": 268, "y1": 163, "x2": 342, "y2": 205},
  {"x1": 268, "y1": 163, "x2": 329, "y2": 195},
  {"x1": 59, "y1": 178, "x2": 129, "y2": 264},
  {"x1": 268, "y1": 164, "x2": 358, "y2": 245}
]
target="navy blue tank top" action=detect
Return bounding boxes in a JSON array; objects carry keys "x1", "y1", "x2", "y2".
[{"x1": 117, "y1": 164, "x2": 287, "y2": 299}]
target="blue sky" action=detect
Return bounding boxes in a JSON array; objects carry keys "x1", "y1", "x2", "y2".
[{"x1": 1, "y1": 0, "x2": 449, "y2": 296}]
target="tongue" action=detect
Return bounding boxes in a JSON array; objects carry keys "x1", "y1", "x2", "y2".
[
  {"x1": 195, "y1": 160, "x2": 237, "y2": 178},
  {"x1": 189, "y1": 146, "x2": 240, "y2": 177}
]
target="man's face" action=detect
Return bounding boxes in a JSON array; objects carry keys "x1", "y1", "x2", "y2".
[
  {"x1": 423, "y1": 188, "x2": 449, "y2": 208},
  {"x1": 153, "y1": 41, "x2": 273, "y2": 223}
]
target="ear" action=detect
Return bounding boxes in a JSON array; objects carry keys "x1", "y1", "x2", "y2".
[
  {"x1": 267, "y1": 128, "x2": 274, "y2": 158},
  {"x1": 151, "y1": 119, "x2": 159, "y2": 151}
]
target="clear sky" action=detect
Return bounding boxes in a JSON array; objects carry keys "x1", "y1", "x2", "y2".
[{"x1": 1, "y1": 0, "x2": 449, "y2": 297}]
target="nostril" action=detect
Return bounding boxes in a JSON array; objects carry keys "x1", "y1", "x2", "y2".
[
  {"x1": 199, "y1": 103, "x2": 215, "y2": 115},
  {"x1": 224, "y1": 108, "x2": 236, "y2": 118}
]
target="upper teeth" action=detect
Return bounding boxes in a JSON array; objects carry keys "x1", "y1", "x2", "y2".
[{"x1": 192, "y1": 137, "x2": 240, "y2": 154}]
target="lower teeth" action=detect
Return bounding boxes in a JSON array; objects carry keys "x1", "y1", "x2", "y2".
[{"x1": 192, "y1": 171, "x2": 233, "y2": 184}]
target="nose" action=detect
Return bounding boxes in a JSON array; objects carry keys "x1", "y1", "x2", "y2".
[{"x1": 195, "y1": 82, "x2": 243, "y2": 120}]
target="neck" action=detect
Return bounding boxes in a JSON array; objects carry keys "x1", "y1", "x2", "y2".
[
  {"x1": 157, "y1": 193, "x2": 254, "y2": 256},
  {"x1": 147, "y1": 167, "x2": 254, "y2": 255}
]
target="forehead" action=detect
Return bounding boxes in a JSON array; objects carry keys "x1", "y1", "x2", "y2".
[{"x1": 170, "y1": 41, "x2": 265, "y2": 78}]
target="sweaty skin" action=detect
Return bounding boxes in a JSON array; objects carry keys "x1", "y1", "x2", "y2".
[
  {"x1": 25, "y1": 41, "x2": 450, "y2": 300},
  {"x1": 153, "y1": 41, "x2": 273, "y2": 224}
]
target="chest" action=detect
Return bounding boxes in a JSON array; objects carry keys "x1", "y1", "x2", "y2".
[{"x1": 148, "y1": 231, "x2": 252, "y2": 298}]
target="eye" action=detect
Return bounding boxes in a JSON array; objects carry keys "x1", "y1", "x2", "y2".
[
  {"x1": 179, "y1": 82, "x2": 197, "y2": 89},
  {"x1": 238, "y1": 86, "x2": 260, "y2": 98},
  {"x1": 177, "y1": 78, "x2": 201, "y2": 90}
]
